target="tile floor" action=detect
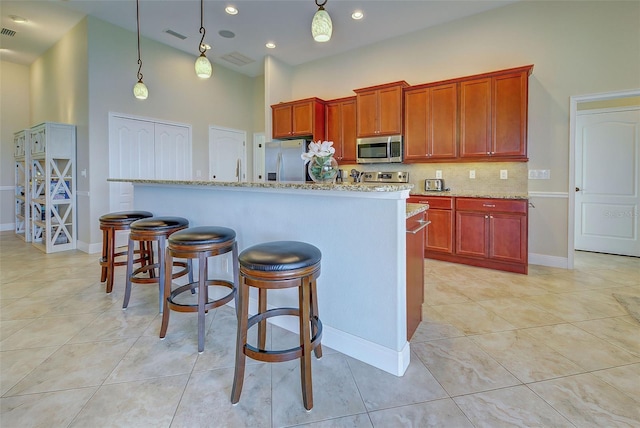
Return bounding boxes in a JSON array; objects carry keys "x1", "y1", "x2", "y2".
[{"x1": 1, "y1": 231, "x2": 639, "y2": 427}]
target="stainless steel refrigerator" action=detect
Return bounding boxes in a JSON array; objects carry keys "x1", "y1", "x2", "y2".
[{"x1": 265, "y1": 139, "x2": 308, "y2": 182}]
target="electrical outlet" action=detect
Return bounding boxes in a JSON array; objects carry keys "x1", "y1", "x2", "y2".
[
  {"x1": 500, "y1": 170, "x2": 508, "y2": 179},
  {"x1": 469, "y1": 170, "x2": 476, "y2": 179},
  {"x1": 435, "y1": 170, "x2": 442, "y2": 179}
]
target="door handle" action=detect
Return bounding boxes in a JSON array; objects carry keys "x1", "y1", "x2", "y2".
[
  {"x1": 407, "y1": 219, "x2": 430, "y2": 234},
  {"x1": 576, "y1": 187, "x2": 581, "y2": 192}
]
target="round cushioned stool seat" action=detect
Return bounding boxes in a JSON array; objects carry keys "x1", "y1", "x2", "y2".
[
  {"x1": 130, "y1": 216, "x2": 189, "y2": 231},
  {"x1": 99, "y1": 210, "x2": 153, "y2": 225},
  {"x1": 169, "y1": 226, "x2": 236, "y2": 246},
  {"x1": 239, "y1": 241, "x2": 321, "y2": 272}
]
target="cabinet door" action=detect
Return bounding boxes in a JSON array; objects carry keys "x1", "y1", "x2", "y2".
[
  {"x1": 430, "y1": 83, "x2": 458, "y2": 159},
  {"x1": 460, "y1": 78, "x2": 491, "y2": 158},
  {"x1": 292, "y1": 101, "x2": 313, "y2": 136},
  {"x1": 404, "y1": 89, "x2": 429, "y2": 160},
  {"x1": 341, "y1": 99, "x2": 357, "y2": 162},
  {"x1": 326, "y1": 102, "x2": 342, "y2": 156},
  {"x1": 356, "y1": 90, "x2": 379, "y2": 137},
  {"x1": 272, "y1": 104, "x2": 293, "y2": 138},
  {"x1": 489, "y1": 213, "x2": 527, "y2": 263},
  {"x1": 426, "y1": 209, "x2": 453, "y2": 254},
  {"x1": 456, "y1": 211, "x2": 488, "y2": 257},
  {"x1": 406, "y1": 212, "x2": 425, "y2": 340},
  {"x1": 493, "y1": 72, "x2": 527, "y2": 157},
  {"x1": 378, "y1": 85, "x2": 403, "y2": 135}
]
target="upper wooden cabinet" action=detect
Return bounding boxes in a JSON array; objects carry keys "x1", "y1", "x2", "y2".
[
  {"x1": 354, "y1": 81, "x2": 408, "y2": 137},
  {"x1": 460, "y1": 66, "x2": 532, "y2": 159},
  {"x1": 404, "y1": 83, "x2": 458, "y2": 162},
  {"x1": 271, "y1": 97, "x2": 326, "y2": 140},
  {"x1": 326, "y1": 96, "x2": 357, "y2": 163}
]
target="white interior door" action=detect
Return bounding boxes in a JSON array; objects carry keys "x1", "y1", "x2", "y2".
[
  {"x1": 575, "y1": 107, "x2": 640, "y2": 256},
  {"x1": 155, "y1": 123, "x2": 192, "y2": 180},
  {"x1": 209, "y1": 126, "x2": 246, "y2": 182}
]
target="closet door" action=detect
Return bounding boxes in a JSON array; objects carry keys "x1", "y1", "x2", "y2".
[{"x1": 155, "y1": 123, "x2": 192, "y2": 180}]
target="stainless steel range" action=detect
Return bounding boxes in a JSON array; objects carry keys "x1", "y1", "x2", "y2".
[{"x1": 360, "y1": 171, "x2": 409, "y2": 184}]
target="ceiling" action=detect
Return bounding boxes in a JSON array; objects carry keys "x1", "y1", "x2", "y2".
[{"x1": 0, "y1": 1, "x2": 515, "y2": 77}]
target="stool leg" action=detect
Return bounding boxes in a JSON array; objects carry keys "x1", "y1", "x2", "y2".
[
  {"x1": 197, "y1": 252, "x2": 207, "y2": 353},
  {"x1": 257, "y1": 289, "x2": 268, "y2": 350},
  {"x1": 231, "y1": 242, "x2": 240, "y2": 320},
  {"x1": 231, "y1": 277, "x2": 249, "y2": 404},
  {"x1": 122, "y1": 236, "x2": 136, "y2": 309},
  {"x1": 105, "y1": 227, "x2": 116, "y2": 293},
  {"x1": 100, "y1": 227, "x2": 108, "y2": 283},
  {"x1": 157, "y1": 237, "x2": 166, "y2": 314},
  {"x1": 300, "y1": 277, "x2": 313, "y2": 410},
  {"x1": 310, "y1": 278, "x2": 322, "y2": 359},
  {"x1": 159, "y1": 247, "x2": 173, "y2": 339}
]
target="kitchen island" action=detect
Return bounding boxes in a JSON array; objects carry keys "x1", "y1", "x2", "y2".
[{"x1": 109, "y1": 179, "x2": 416, "y2": 376}]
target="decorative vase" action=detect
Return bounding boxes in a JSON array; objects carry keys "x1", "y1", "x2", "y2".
[{"x1": 308, "y1": 156, "x2": 339, "y2": 183}]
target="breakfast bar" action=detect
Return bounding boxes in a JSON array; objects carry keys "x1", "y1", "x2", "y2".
[{"x1": 109, "y1": 179, "x2": 416, "y2": 376}]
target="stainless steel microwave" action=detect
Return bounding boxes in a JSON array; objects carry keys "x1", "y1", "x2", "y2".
[{"x1": 356, "y1": 135, "x2": 403, "y2": 164}]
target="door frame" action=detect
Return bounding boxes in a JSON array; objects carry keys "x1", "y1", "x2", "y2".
[
  {"x1": 208, "y1": 125, "x2": 247, "y2": 182},
  {"x1": 568, "y1": 88, "x2": 640, "y2": 268}
]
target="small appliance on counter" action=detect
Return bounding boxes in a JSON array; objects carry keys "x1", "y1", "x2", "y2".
[{"x1": 424, "y1": 178, "x2": 444, "y2": 191}]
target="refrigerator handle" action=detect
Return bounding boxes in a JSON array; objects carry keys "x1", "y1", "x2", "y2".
[
  {"x1": 235, "y1": 158, "x2": 241, "y2": 182},
  {"x1": 276, "y1": 153, "x2": 282, "y2": 182}
]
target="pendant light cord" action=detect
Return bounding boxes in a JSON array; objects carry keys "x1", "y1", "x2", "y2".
[
  {"x1": 198, "y1": 0, "x2": 206, "y2": 54},
  {"x1": 136, "y1": 0, "x2": 143, "y2": 81}
]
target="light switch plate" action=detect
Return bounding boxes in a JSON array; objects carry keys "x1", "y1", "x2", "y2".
[
  {"x1": 469, "y1": 170, "x2": 476, "y2": 179},
  {"x1": 500, "y1": 170, "x2": 508, "y2": 179},
  {"x1": 435, "y1": 170, "x2": 442, "y2": 179}
]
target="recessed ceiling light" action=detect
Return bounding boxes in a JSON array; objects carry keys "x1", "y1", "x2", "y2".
[
  {"x1": 266, "y1": 42, "x2": 276, "y2": 49},
  {"x1": 351, "y1": 10, "x2": 364, "y2": 20},
  {"x1": 225, "y1": 6, "x2": 238, "y2": 15},
  {"x1": 9, "y1": 15, "x2": 28, "y2": 23},
  {"x1": 219, "y1": 30, "x2": 235, "y2": 38}
]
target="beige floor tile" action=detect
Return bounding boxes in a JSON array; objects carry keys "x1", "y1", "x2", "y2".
[
  {"x1": 369, "y1": 399, "x2": 473, "y2": 427},
  {"x1": 412, "y1": 337, "x2": 520, "y2": 396},
  {"x1": 0, "y1": 318, "x2": 35, "y2": 342},
  {"x1": 6, "y1": 338, "x2": 136, "y2": 396},
  {"x1": 0, "y1": 387, "x2": 97, "y2": 428},
  {"x1": 0, "y1": 346, "x2": 59, "y2": 395},
  {"x1": 69, "y1": 375, "x2": 189, "y2": 427},
  {"x1": 172, "y1": 365, "x2": 271, "y2": 428},
  {"x1": 522, "y1": 293, "x2": 611, "y2": 322},
  {"x1": 470, "y1": 330, "x2": 584, "y2": 383},
  {"x1": 591, "y1": 363, "x2": 640, "y2": 403},
  {"x1": 477, "y1": 297, "x2": 564, "y2": 328},
  {"x1": 529, "y1": 372, "x2": 640, "y2": 426},
  {"x1": 453, "y1": 385, "x2": 573, "y2": 427},
  {"x1": 0, "y1": 313, "x2": 98, "y2": 350},
  {"x1": 431, "y1": 302, "x2": 516, "y2": 334},
  {"x1": 293, "y1": 414, "x2": 373, "y2": 427},
  {"x1": 0, "y1": 294, "x2": 68, "y2": 321},
  {"x1": 410, "y1": 320, "x2": 464, "y2": 342},
  {"x1": 573, "y1": 316, "x2": 640, "y2": 356},
  {"x1": 347, "y1": 352, "x2": 447, "y2": 411},
  {"x1": 523, "y1": 323, "x2": 640, "y2": 371},
  {"x1": 271, "y1": 354, "x2": 367, "y2": 427},
  {"x1": 68, "y1": 302, "x2": 158, "y2": 343}
]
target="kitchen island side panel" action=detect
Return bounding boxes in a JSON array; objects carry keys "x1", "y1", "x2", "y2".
[{"x1": 131, "y1": 183, "x2": 410, "y2": 375}]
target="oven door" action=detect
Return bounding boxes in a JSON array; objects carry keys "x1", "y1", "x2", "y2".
[{"x1": 357, "y1": 141, "x2": 389, "y2": 163}]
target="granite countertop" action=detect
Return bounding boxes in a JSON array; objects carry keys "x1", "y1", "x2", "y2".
[
  {"x1": 410, "y1": 190, "x2": 528, "y2": 199},
  {"x1": 406, "y1": 203, "x2": 429, "y2": 218},
  {"x1": 108, "y1": 178, "x2": 414, "y2": 193}
]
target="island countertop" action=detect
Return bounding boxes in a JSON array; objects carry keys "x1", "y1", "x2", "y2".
[{"x1": 113, "y1": 178, "x2": 414, "y2": 376}]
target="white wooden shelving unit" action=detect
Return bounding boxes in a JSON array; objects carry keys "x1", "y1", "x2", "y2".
[
  {"x1": 14, "y1": 130, "x2": 31, "y2": 242},
  {"x1": 29, "y1": 122, "x2": 77, "y2": 253}
]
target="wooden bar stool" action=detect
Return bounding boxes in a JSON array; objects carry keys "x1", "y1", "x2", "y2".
[
  {"x1": 123, "y1": 216, "x2": 190, "y2": 312},
  {"x1": 99, "y1": 211, "x2": 153, "y2": 293},
  {"x1": 231, "y1": 241, "x2": 322, "y2": 411},
  {"x1": 160, "y1": 226, "x2": 239, "y2": 353}
]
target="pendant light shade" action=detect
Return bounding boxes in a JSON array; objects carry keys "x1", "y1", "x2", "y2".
[
  {"x1": 133, "y1": 0, "x2": 148, "y2": 99},
  {"x1": 195, "y1": 0, "x2": 212, "y2": 78},
  {"x1": 312, "y1": 0, "x2": 332, "y2": 42}
]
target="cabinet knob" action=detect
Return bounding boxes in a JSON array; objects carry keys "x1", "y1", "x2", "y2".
[{"x1": 485, "y1": 215, "x2": 489, "y2": 219}]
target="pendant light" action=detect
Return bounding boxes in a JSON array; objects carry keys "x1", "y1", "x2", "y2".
[
  {"x1": 311, "y1": 0, "x2": 332, "y2": 42},
  {"x1": 133, "y1": 0, "x2": 148, "y2": 99},
  {"x1": 195, "y1": 0, "x2": 212, "y2": 78}
]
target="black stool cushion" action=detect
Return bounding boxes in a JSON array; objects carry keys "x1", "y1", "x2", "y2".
[
  {"x1": 169, "y1": 226, "x2": 236, "y2": 245},
  {"x1": 239, "y1": 241, "x2": 321, "y2": 272},
  {"x1": 130, "y1": 216, "x2": 189, "y2": 231},
  {"x1": 100, "y1": 211, "x2": 153, "y2": 223}
]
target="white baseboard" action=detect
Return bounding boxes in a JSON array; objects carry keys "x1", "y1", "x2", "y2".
[
  {"x1": 529, "y1": 253, "x2": 569, "y2": 269},
  {"x1": 228, "y1": 296, "x2": 410, "y2": 377},
  {"x1": 76, "y1": 240, "x2": 101, "y2": 254},
  {"x1": 0, "y1": 223, "x2": 14, "y2": 232}
]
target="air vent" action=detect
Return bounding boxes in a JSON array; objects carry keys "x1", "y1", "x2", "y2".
[
  {"x1": 220, "y1": 52, "x2": 255, "y2": 66},
  {"x1": 164, "y1": 29, "x2": 187, "y2": 40},
  {"x1": 1, "y1": 28, "x2": 17, "y2": 37}
]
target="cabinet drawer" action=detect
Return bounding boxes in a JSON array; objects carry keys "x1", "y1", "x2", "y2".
[
  {"x1": 409, "y1": 196, "x2": 452, "y2": 210},
  {"x1": 456, "y1": 198, "x2": 527, "y2": 214}
]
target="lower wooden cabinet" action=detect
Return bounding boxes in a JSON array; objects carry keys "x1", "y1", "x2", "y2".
[
  {"x1": 408, "y1": 196, "x2": 453, "y2": 254},
  {"x1": 406, "y1": 211, "x2": 426, "y2": 340}
]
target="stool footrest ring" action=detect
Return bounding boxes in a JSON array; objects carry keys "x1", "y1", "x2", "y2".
[
  {"x1": 244, "y1": 308, "x2": 322, "y2": 363},
  {"x1": 167, "y1": 280, "x2": 235, "y2": 313},
  {"x1": 131, "y1": 261, "x2": 189, "y2": 284}
]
